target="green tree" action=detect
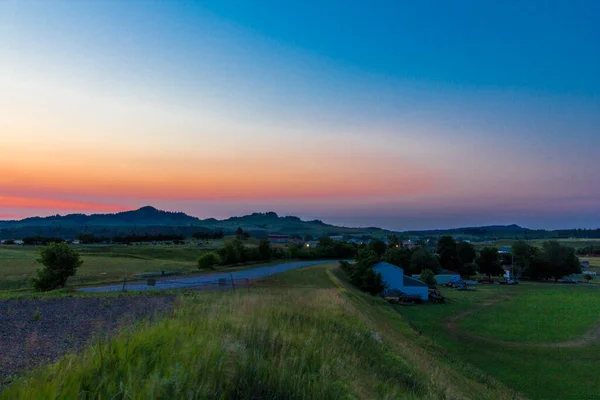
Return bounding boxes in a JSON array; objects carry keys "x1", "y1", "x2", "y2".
[
  {"x1": 33, "y1": 242, "x2": 83, "y2": 291},
  {"x1": 218, "y1": 238, "x2": 246, "y2": 265},
  {"x1": 387, "y1": 234, "x2": 400, "y2": 249},
  {"x1": 540, "y1": 241, "x2": 581, "y2": 281},
  {"x1": 457, "y1": 241, "x2": 477, "y2": 264},
  {"x1": 410, "y1": 247, "x2": 440, "y2": 274},
  {"x1": 258, "y1": 238, "x2": 272, "y2": 260},
  {"x1": 419, "y1": 269, "x2": 437, "y2": 285},
  {"x1": 369, "y1": 239, "x2": 387, "y2": 257},
  {"x1": 436, "y1": 236, "x2": 462, "y2": 272},
  {"x1": 512, "y1": 240, "x2": 537, "y2": 277},
  {"x1": 318, "y1": 236, "x2": 334, "y2": 246},
  {"x1": 383, "y1": 247, "x2": 412, "y2": 269},
  {"x1": 198, "y1": 252, "x2": 220, "y2": 269},
  {"x1": 476, "y1": 247, "x2": 503, "y2": 278}
]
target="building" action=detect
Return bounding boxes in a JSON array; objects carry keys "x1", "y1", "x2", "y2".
[
  {"x1": 434, "y1": 270, "x2": 461, "y2": 284},
  {"x1": 372, "y1": 262, "x2": 429, "y2": 301},
  {"x1": 329, "y1": 235, "x2": 344, "y2": 242},
  {"x1": 268, "y1": 234, "x2": 289, "y2": 243},
  {"x1": 402, "y1": 240, "x2": 417, "y2": 250}
]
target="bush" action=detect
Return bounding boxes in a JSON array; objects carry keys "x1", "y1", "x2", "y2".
[
  {"x1": 258, "y1": 239, "x2": 272, "y2": 260},
  {"x1": 32, "y1": 242, "x2": 83, "y2": 291},
  {"x1": 419, "y1": 269, "x2": 437, "y2": 285},
  {"x1": 198, "y1": 252, "x2": 220, "y2": 270}
]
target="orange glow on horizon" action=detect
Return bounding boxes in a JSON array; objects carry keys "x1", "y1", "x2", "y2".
[
  {"x1": 0, "y1": 196, "x2": 128, "y2": 212},
  {"x1": 0, "y1": 151, "x2": 441, "y2": 201}
]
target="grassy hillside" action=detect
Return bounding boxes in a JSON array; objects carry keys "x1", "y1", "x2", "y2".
[{"x1": 1, "y1": 265, "x2": 518, "y2": 399}]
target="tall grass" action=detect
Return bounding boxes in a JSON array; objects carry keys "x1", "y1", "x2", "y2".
[
  {"x1": 3, "y1": 289, "x2": 425, "y2": 399},
  {"x1": 2, "y1": 266, "x2": 519, "y2": 399}
]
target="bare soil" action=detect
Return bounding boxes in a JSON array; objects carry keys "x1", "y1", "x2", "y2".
[{"x1": 0, "y1": 295, "x2": 176, "y2": 386}]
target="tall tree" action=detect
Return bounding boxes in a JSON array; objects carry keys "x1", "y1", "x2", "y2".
[
  {"x1": 410, "y1": 247, "x2": 441, "y2": 274},
  {"x1": 457, "y1": 241, "x2": 477, "y2": 264},
  {"x1": 258, "y1": 238, "x2": 272, "y2": 260},
  {"x1": 512, "y1": 240, "x2": 537, "y2": 277},
  {"x1": 436, "y1": 236, "x2": 462, "y2": 272},
  {"x1": 383, "y1": 247, "x2": 412, "y2": 269},
  {"x1": 369, "y1": 239, "x2": 388, "y2": 257},
  {"x1": 476, "y1": 247, "x2": 504, "y2": 278},
  {"x1": 540, "y1": 241, "x2": 581, "y2": 281},
  {"x1": 387, "y1": 234, "x2": 400, "y2": 249}
]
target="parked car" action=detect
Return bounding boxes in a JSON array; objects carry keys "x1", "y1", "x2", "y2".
[
  {"x1": 447, "y1": 276, "x2": 463, "y2": 287},
  {"x1": 559, "y1": 278, "x2": 577, "y2": 284},
  {"x1": 477, "y1": 277, "x2": 494, "y2": 284}
]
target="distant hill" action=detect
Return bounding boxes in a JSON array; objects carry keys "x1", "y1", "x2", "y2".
[
  {"x1": 2, "y1": 206, "x2": 201, "y2": 228},
  {"x1": 406, "y1": 224, "x2": 529, "y2": 236},
  {"x1": 2, "y1": 207, "x2": 595, "y2": 241},
  {"x1": 0, "y1": 207, "x2": 389, "y2": 239}
]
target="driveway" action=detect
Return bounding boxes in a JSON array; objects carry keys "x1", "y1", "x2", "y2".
[{"x1": 78, "y1": 260, "x2": 331, "y2": 293}]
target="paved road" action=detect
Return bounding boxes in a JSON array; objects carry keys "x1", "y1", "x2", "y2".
[{"x1": 78, "y1": 260, "x2": 331, "y2": 293}]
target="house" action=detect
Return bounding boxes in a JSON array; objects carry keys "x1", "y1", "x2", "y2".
[
  {"x1": 402, "y1": 240, "x2": 417, "y2": 250},
  {"x1": 329, "y1": 235, "x2": 344, "y2": 242},
  {"x1": 268, "y1": 234, "x2": 289, "y2": 243},
  {"x1": 434, "y1": 269, "x2": 461, "y2": 284},
  {"x1": 372, "y1": 262, "x2": 429, "y2": 301}
]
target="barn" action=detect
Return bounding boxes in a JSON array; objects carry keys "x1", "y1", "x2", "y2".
[{"x1": 372, "y1": 262, "x2": 429, "y2": 301}]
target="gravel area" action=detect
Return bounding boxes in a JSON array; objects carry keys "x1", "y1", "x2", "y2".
[{"x1": 0, "y1": 295, "x2": 176, "y2": 386}]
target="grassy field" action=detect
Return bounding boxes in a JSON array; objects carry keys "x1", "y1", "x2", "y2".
[
  {"x1": 0, "y1": 245, "x2": 205, "y2": 291},
  {"x1": 1, "y1": 265, "x2": 518, "y2": 399},
  {"x1": 397, "y1": 283, "x2": 600, "y2": 400},
  {"x1": 0, "y1": 241, "x2": 285, "y2": 292},
  {"x1": 460, "y1": 286, "x2": 600, "y2": 343}
]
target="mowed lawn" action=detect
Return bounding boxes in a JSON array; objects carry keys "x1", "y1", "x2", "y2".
[
  {"x1": 396, "y1": 283, "x2": 600, "y2": 400},
  {"x1": 0, "y1": 245, "x2": 202, "y2": 290},
  {"x1": 460, "y1": 285, "x2": 600, "y2": 343}
]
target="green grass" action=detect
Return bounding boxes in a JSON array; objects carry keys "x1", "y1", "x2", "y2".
[
  {"x1": 396, "y1": 283, "x2": 600, "y2": 400},
  {"x1": 1, "y1": 266, "x2": 518, "y2": 400},
  {"x1": 460, "y1": 286, "x2": 600, "y2": 343},
  {"x1": 0, "y1": 244, "x2": 288, "y2": 292},
  {"x1": 0, "y1": 245, "x2": 200, "y2": 291}
]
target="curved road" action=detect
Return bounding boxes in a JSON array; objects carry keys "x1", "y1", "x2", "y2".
[{"x1": 79, "y1": 260, "x2": 331, "y2": 293}]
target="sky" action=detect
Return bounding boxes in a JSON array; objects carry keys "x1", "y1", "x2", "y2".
[{"x1": 1, "y1": 0, "x2": 599, "y2": 230}]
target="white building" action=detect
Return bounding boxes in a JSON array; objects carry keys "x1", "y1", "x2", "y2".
[
  {"x1": 372, "y1": 262, "x2": 429, "y2": 301},
  {"x1": 434, "y1": 270, "x2": 461, "y2": 284}
]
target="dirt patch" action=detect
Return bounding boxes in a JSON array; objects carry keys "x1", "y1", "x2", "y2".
[
  {"x1": 443, "y1": 291, "x2": 600, "y2": 348},
  {"x1": 0, "y1": 295, "x2": 176, "y2": 386}
]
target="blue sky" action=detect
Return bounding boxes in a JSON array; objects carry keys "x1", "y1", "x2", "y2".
[{"x1": 1, "y1": 0, "x2": 599, "y2": 229}]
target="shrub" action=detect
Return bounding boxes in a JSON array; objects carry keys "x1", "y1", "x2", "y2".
[
  {"x1": 419, "y1": 269, "x2": 437, "y2": 285},
  {"x1": 32, "y1": 242, "x2": 83, "y2": 291},
  {"x1": 197, "y1": 252, "x2": 220, "y2": 270}
]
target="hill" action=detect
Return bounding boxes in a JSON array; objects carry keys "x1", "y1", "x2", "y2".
[{"x1": 0, "y1": 207, "x2": 389, "y2": 239}]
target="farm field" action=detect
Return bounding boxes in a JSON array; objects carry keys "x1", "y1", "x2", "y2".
[
  {"x1": 0, "y1": 265, "x2": 519, "y2": 399},
  {"x1": 0, "y1": 242, "x2": 260, "y2": 292},
  {"x1": 397, "y1": 283, "x2": 600, "y2": 400},
  {"x1": 0, "y1": 245, "x2": 201, "y2": 291}
]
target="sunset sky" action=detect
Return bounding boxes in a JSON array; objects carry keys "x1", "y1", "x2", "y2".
[{"x1": 1, "y1": 1, "x2": 599, "y2": 229}]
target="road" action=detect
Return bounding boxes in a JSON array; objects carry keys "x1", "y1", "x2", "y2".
[{"x1": 78, "y1": 260, "x2": 331, "y2": 293}]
